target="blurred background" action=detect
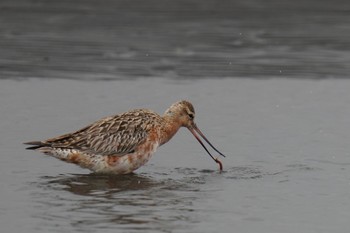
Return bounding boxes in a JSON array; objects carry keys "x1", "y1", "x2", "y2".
[{"x1": 1, "y1": 0, "x2": 350, "y2": 80}]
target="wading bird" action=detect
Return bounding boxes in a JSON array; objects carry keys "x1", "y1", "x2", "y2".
[{"x1": 25, "y1": 100, "x2": 225, "y2": 174}]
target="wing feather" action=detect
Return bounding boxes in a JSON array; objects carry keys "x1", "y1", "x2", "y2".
[{"x1": 44, "y1": 109, "x2": 160, "y2": 156}]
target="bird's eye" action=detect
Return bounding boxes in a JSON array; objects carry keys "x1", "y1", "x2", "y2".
[{"x1": 188, "y1": 113, "x2": 194, "y2": 119}]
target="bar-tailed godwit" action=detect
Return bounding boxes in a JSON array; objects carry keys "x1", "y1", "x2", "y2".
[{"x1": 24, "y1": 100, "x2": 225, "y2": 174}]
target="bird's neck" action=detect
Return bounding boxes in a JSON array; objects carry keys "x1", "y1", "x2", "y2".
[{"x1": 159, "y1": 115, "x2": 182, "y2": 146}]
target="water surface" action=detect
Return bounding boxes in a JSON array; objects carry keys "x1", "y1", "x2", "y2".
[
  {"x1": 1, "y1": 0, "x2": 350, "y2": 80},
  {"x1": 1, "y1": 79, "x2": 350, "y2": 233},
  {"x1": 1, "y1": 0, "x2": 350, "y2": 232}
]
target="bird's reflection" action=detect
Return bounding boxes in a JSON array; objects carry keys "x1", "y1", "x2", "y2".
[
  {"x1": 37, "y1": 172, "x2": 200, "y2": 231},
  {"x1": 33, "y1": 166, "x2": 268, "y2": 232},
  {"x1": 44, "y1": 173, "x2": 158, "y2": 197}
]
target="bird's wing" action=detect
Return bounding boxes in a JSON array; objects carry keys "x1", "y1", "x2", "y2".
[{"x1": 45, "y1": 110, "x2": 159, "y2": 156}]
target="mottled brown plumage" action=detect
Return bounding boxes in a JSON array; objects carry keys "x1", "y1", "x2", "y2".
[{"x1": 24, "y1": 100, "x2": 225, "y2": 174}]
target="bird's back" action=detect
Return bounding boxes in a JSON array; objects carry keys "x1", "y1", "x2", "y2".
[{"x1": 27, "y1": 109, "x2": 162, "y2": 154}]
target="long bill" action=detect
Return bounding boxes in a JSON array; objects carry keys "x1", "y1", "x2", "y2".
[
  {"x1": 193, "y1": 123, "x2": 226, "y2": 158},
  {"x1": 188, "y1": 123, "x2": 225, "y2": 171}
]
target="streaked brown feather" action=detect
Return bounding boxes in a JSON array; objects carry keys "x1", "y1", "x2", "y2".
[{"x1": 43, "y1": 109, "x2": 162, "y2": 156}]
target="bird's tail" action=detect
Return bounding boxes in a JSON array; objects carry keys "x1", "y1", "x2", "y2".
[{"x1": 23, "y1": 141, "x2": 50, "y2": 150}]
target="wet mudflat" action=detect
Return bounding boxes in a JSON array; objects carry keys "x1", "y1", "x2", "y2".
[{"x1": 1, "y1": 0, "x2": 350, "y2": 232}]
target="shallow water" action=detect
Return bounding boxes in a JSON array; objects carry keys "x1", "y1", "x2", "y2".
[
  {"x1": 1, "y1": 0, "x2": 350, "y2": 233},
  {"x1": 1, "y1": 79, "x2": 350, "y2": 233}
]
